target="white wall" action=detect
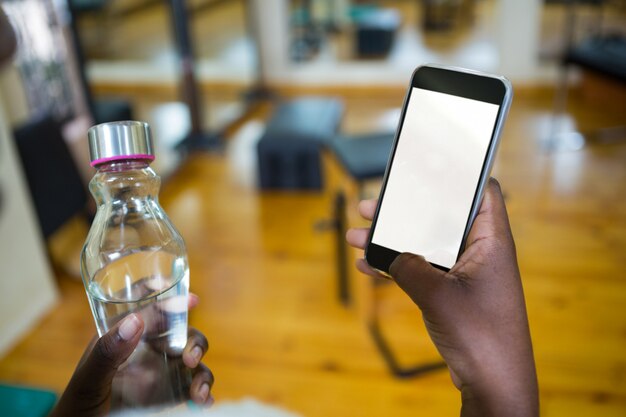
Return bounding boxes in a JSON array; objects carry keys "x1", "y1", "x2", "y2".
[
  {"x1": 248, "y1": 0, "x2": 290, "y2": 84},
  {"x1": 0, "y1": 91, "x2": 58, "y2": 357},
  {"x1": 495, "y1": 0, "x2": 543, "y2": 83}
]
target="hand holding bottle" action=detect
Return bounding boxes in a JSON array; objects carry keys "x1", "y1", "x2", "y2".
[
  {"x1": 50, "y1": 295, "x2": 214, "y2": 417},
  {"x1": 81, "y1": 121, "x2": 194, "y2": 411}
]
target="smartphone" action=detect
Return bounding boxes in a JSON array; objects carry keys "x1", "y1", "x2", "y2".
[{"x1": 365, "y1": 64, "x2": 513, "y2": 273}]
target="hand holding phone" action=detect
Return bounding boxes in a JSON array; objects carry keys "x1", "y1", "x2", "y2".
[
  {"x1": 365, "y1": 64, "x2": 512, "y2": 273},
  {"x1": 348, "y1": 65, "x2": 537, "y2": 415},
  {"x1": 347, "y1": 179, "x2": 539, "y2": 416}
]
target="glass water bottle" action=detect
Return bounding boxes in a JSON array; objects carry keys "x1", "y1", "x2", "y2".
[{"x1": 81, "y1": 121, "x2": 190, "y2": 410}]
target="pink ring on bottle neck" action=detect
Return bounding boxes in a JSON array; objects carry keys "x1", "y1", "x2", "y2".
[{"x1": 90, "y1": 154, "x2": 155, "y2": 167}]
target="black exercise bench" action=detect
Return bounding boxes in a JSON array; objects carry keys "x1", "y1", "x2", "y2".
[{"x1": 257, "y1": 97, "x2": 344, "y2": 190}]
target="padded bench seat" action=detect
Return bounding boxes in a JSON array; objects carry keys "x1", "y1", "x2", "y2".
[
  {"x1": 564, "y1": 35, "x2": 626, "y2": 83},
  {"x1": 330, "y1": 132, "x2": 395, "y2": 181},
  {"x1": 257, "y1": 97, "x2": 344, "y2": 190}
]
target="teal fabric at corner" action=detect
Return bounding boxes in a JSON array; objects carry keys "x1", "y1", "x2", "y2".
[{"x1": 0, "y1": 383, "x2": 57, "y2": 417}]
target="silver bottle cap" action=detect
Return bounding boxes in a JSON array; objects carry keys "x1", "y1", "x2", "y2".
[{"x1": 88, "y1": 121, "x2": 155, "y2": 167}]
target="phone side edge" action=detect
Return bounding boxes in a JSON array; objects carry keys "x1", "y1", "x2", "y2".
[{"x1": 457, "y1": 76, "x2": 514, "y2": 258}]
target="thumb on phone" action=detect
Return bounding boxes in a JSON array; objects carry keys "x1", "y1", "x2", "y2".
[{"x1": 389, "y1": 253, "x2": 449, "y2": 311}]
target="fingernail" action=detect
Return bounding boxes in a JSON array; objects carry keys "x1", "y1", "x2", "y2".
[
  {"x1": 191, "y1": 346, "x2": 202, "y2": 363},
  {"x1": 119, "y1": 314, "x2": 141, "y2": 341},
  {"x1": 199, "y1": 382, "x2": 209, "y2": 402}
]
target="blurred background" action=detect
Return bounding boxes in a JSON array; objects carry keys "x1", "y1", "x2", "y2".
[{"x1": 0, "y1": 0, "x2": 625, "y2": 416}]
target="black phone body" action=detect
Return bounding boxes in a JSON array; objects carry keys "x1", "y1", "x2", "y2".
[{"x1": 365, "y1": 64, "x2": 513, "y2": 274}]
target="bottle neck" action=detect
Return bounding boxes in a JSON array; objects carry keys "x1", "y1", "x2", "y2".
[{"x1": 90, "y1": 159, "x2": 161, "y2": 207}]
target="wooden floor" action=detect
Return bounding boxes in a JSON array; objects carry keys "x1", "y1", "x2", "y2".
[
  {"x1": 2, "y1": 1, "x2": 626, "y2": 414},
  {"x1": 0, "y1": 81, "x2": 625, "y2": 416}
]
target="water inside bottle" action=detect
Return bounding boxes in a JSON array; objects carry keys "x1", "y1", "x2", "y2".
[{"x1": 87, "y1": 250, "x2": 189, "y2": 354}]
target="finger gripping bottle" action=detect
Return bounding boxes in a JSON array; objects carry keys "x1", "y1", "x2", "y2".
[{"x1": 81, "y1": 121, "x2": 190, "y2": 409}]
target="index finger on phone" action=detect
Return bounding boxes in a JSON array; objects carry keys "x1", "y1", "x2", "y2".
[
  {"x1": 346, "y1": 227, "x2": 370, "y2": 250},
  {"x1": 467, "y1": 178, "x2": 512, "y2": 246},
  {"x1": 480, "y1": 178, "x2": 508, "y2": 223},
  {"x1": 358, "y1": 199, "x2": 378, "y2": 221}
]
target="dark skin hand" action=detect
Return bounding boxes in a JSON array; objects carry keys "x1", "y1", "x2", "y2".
[
  {"x1": 50, "y1": 294, "x2": 214, "y2": 417},
  {"x1": 347, "y1": 179, "x2": 539, "y2": 417}
]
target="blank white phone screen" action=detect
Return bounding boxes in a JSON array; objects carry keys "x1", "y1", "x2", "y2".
[{"x1": 372, "y1": 87, "x2": 500, "y2": 269}]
